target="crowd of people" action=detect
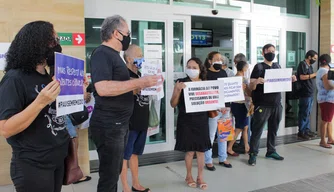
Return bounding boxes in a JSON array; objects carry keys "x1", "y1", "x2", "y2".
[{"x1": 0, "y1": 14, "x2": 333, "y2": 192}]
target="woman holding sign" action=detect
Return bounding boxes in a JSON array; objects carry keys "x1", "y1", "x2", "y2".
[
  {"x1": 227, "y1": 61, "x2": 252, "y2": 156},
  {"x1": 0, "y1": 21, "x2": 69, "y2": 192},
  {"x1": 204, "y1": 51, "x2": 232, "y2": 171},
  {"x1": 171, "y1": 58, "x2": 211, "y2": 190}
]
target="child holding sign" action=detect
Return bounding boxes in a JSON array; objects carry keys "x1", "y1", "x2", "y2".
[{"x1": 171, "y1": 58, "x2": 211, "y2": 190}]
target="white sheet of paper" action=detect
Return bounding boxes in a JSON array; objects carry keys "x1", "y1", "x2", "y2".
[
  {"x1": 218, "y1": 76, "x2": 245, "y2": 103},
  {"x1": 144, "y1": 45, "x2": 162, "y2": 59},
  {"x1": 264, "y1": 68, "x2": 293, "y2": 93},
  {"x1": 141, "y1": 59, "x2": 164, "y2": 97},
  {"x1": 0, "y1": 43, "x2": 11, "y2": 70},
  {"x1": 183, "y1": 80, "x2": 225, "y2": 113},
  {"x1": 144, "y1": 29, "x2": 162, "y2": 44}
]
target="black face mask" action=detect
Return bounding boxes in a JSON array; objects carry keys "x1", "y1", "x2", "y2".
[
  {"x1": 264, "y1": 52, "x2": 275, "y2": 62},
  {"x1": 118, "y1": 32, "x2": 131, "y2": 51},
  {"x1": 310, "y1": 59, "x2": 316, "y2": 64},
  {"x1": 46, "y1": 44, "x2": 62, "y2": 76},
  {"x1": 213, "y1": 64, "x2": 222, "y2": 71}
]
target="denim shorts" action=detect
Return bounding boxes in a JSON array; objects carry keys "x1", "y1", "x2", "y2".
[
  {"x1": 65, "y1": 116, "x2": 77, "y2": 138},
  {"x1": 124, "y1": 130, "x2": 147, "y2": 160}
]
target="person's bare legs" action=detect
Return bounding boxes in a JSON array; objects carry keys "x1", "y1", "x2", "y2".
[
  {"x1": 227, "y1": 129, "x2": 242, "y2": 154},
  {"x1": 129, "y1": 155, "x2": 149, "y2": 191},
  {"x1": 242, "y1": 126, "x2": 250, "y2": 153},
  {"x1": 320, "y1": 121, "x2": 331, "y2": 148},
  {"x1": 327, "y1": 121, "x2": 334, "y2": 143},
  {"x1": 120, "y1": 160, "x2": 131, "y2": 192},
  {"x1": 196, "y1": 152, "x2": 207, "y2": 190},
  {"x1": 185, "y1": 152, "x2": 196, "y2": 187}
]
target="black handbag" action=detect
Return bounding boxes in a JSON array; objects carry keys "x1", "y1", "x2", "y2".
[{"x1": 68, "y1": 106, "x2": 89, "y2": 126}]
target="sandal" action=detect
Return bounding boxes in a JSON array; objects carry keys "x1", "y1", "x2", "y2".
[
  {"x1": 131, "y1": 186, "x2": 150, "y2": 192},
  {"x1": 196, "y1": 178, "x2": 208, "y2": 190},
  {"x1": 73, "y1": 176, "x2": 92, "y2": 184},
  {"x1": 327, "y1": 141, "x2": 334, "y2": 145},
  {"x1": 185, "y1": 178, "x2": 196, "y2": 188},
  {"x1": 320, "y1": 143, "x2": 332, "y2": 149}
]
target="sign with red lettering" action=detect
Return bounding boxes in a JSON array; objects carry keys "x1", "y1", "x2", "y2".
[{"x1": 183, "y1": 80, "x2": 225, "y2": 113}]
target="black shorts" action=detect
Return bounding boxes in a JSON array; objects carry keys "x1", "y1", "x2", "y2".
[{"x1": 231, "y1": 102, "x2": 249, "y2": 129}]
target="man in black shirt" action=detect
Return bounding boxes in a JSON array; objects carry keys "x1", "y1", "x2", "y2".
[
  {"x1": 248, "y1": 44, "x2": 297, "y2": 166},
  {"x1": 89, "y1": 15, "x2": 158, "y2": 192},
  {"x1": 296, "y1": 50, "x2": 318, "y2": 140},
  {"x1": 120, "y1": 44, "x2": 151, "y2": 192}
]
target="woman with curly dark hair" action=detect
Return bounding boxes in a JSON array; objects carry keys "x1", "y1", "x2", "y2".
[
  {"x1": 0, "y1": 21, "x2": 69, "y2": 192},
  {"x1": 171, "y1": 57, "x2": 211, "y2": 190}
]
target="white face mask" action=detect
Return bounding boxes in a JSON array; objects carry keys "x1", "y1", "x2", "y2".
[{"x1": 185, "y1": 69, "x2": 200, "y2": 79}]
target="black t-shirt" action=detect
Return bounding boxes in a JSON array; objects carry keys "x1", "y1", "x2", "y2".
[
  {"x1": 90, "y1": 45, "x2": 134, "y2": 125},
  {"x1": 206, "y1": 69, "x2": 230, "y2": 106},
  {"x1": 128, "y1": 69, "x2": 150, "y2": 131},
  {"x1": 0, "y1": 69, "x2": 69, "y2": 165},
  {"x1": 251, "y1": 62, "x2": 281, "y2": 107},
  {"x1": 206, "y1": 69, "x2": 227, "y2": 80},
  {"x1": 297, "y1": 61, "x2": 315, "y2": 97}
]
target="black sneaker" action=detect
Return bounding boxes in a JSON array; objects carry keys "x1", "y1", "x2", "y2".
[
  {"x1": 298, "y1": 132, "x2": 310, "y2": 140},
  {"x1": 248, "y1": 153, "x2": 257, "y2": 166},
  {"x1": 306, "y1": 130, "x2": 316, "y2": 138},
  {"x1": 265, "y1": 152, "x2": 284, "y2": 161}
]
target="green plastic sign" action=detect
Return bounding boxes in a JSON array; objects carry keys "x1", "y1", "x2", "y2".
[{"x1": 57, "y1": 33, "x2": 85, "y2": 46}]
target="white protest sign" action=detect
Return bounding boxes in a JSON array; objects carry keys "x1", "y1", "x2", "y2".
[
  {"x1": 144, "y1": 45, "x2": 162, "y2": 59},
  {"x1": 144, "y1": 29, "x2": 162, "y2": 44},
  {"x1": 0, "y1": 43, "x2": 10, "y2": 70},
  {"x1": 264, "y1": 68, "x2": 293, "y2": 93},
  {"x1": 218, "y1": 76, "x2": 245, "y2": 102},
  {"x1": 183, "y1": 80, "x2": 225, "y2": 113},
  {"x1": 141, "y1": 59, "x2": 164, "y2": 97}
]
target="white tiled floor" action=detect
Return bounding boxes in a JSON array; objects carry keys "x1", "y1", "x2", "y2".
[{"x1": 2, "y1": 139, "x2": 334, "y2": 192}]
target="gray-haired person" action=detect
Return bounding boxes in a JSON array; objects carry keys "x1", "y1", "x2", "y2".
[
  {"x1": 221, "y1": 55, "x2": 235, "y2": 77},
  {"x1": 89, "y1": 15, "x2": 159, "y2": 192}
]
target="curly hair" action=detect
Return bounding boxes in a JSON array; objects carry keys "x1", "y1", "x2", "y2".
[
  {"x1": 187, "y1": 57, "x2": 207, "y2": 80},
  {"x1": 5, "y1": 21, "x2": 55, "y2": 73}
]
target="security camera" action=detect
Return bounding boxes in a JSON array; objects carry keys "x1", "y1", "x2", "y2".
[{"x1": 212, "y1": 10, "x2": 218, "y2": 15}]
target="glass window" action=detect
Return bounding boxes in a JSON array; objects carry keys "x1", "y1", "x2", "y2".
[
  {"x1": 131, "y1": 20, "x2": 167, "y2": 144},
  {"x1": 256, "y1": 27, "x2": 280, "y2": 63},
  {"x1": 254, "y1": 0, "x2": 310, "y2": 17},
  {"x1": 285, "y1": 31, "x2": 306, "y2": 128},
  {"x1": 120, "y1": 0, "x2": 169, "y2": 4},
  {"x1": 173, "y1": 0, "x2": 213, "y2": 8}
]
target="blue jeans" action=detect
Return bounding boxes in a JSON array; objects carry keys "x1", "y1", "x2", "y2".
[
  {"x1": 205, "y1": 112, "x2": 227, "y2": 164},
  {"x1": 298, "y1": 97, "x2": 314, "y2": 134},
  {"x1": 66, "y1": 116, "x2": 77, "y2": 138}
]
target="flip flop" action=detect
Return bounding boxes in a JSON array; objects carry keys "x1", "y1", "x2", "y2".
[
  {"x1": 185, "y1": 179, "x2": 197, "y2": 188},
  {"x1": 227, "y1": 152, "x2": 239, "y2": 157},
  {"x1": 73, "y1": 176, "x2": 92, "y2": 184},
  {"x1": 131, "y1": 186, "x2": 151, "y2": 192},
  {"x1": 198, "y1": 183, "x2": 208, "y2": 190},
  {"x1": 327, "y1": 142, "x2": 334, "y2": 145},
  {"x1": 320, "y1": 143, "x2": 332, "y2": 149}
]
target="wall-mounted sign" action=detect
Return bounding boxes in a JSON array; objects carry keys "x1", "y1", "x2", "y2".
[
  {"x1": 0, "y1": 43, "x2": 11, "y2": 70},
  {"x1": 57, "y1": 33, "x2": 85, "y2": 46}
]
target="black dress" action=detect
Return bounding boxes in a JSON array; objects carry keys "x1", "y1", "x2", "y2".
[{"x1": 174, "y1": 77, "x2": 212, "y2": 152}]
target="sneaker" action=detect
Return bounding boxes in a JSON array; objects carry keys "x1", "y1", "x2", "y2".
[
  {"x1": 306, "y1": 130, "x2": 316, "y2": 138},
  {"x1": 265, "y1": 152, "x2": 284, "y2": 161},
  {"x1": 248, "y1": 153, "x2": 257, "y2": 166},
  {"x1": 298, "y1": 132, "x2": 310, "y2": 140}
]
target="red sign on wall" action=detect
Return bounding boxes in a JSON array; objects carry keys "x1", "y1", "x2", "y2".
[{"x1": 72, "y1": 33, "x2": 85, "y2": 46}]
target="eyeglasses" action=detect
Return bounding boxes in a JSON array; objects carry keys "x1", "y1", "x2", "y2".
[{"x1": 117, "y1": 30, "x2": 131, "y2": 36}]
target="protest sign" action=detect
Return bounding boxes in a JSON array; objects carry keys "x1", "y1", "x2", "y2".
[
  {"x1": 78, "y1": 93, "x2": 95, "y2": 129},
  {"x1": 183, "y1": 80, "x2": 225, "y2": 113},
  {"x1": 218, "y1": 76, "x2": 245, "y2": 103},
  {"x1": 141, "y1": 59, "x2": 164, "y2": 97},
  {"x1": 55, "y1": 53, "x2": 85, "y2": 116},
  {"x1": 264, "y1": 68, "x2": 293, "y2": 93}
]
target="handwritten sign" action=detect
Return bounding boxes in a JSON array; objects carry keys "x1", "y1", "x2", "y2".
[
  {"x1": 141, "y1": 59, "x2": 164, "y2": 97},
  {"x1": 264, "y1": 68, "x2": 293, "y2": 93},
  {"x1": 55, "y1": 53, "x2": 85, "y2": 116},
  {"x1": 218, "y1": 76, "x2": 244, "y2": 103},
  {"x1": 183, "y1": 81, "x2": 225, "y2": 113}
]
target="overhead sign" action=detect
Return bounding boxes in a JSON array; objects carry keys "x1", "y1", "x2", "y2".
[
  {"x1": 0, "y1": 43, "x2": 10, "y2": 70},
  {"x1": 57, "y1": 33, "x2": 85, "y2": 46}
]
